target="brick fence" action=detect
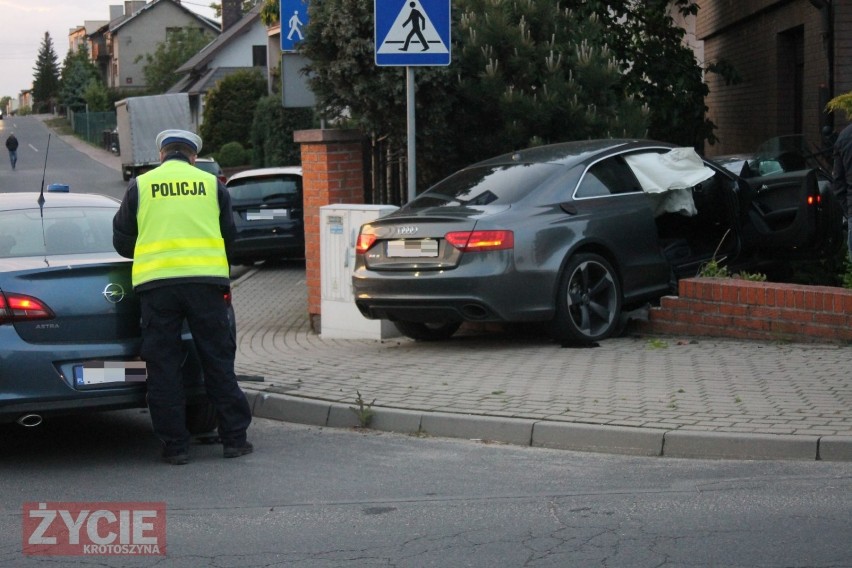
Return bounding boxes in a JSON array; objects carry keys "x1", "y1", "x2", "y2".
[{"x1": 636, "y1": 278, "x2": 852, "y2": 344}]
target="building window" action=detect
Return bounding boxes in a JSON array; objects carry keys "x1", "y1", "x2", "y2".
[{"x1": 252, "y1": 45, "x2": 267, "y2": 67}]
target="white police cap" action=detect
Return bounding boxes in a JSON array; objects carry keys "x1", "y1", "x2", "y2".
[{"x1": 155, "y1": 129, "x2": 202, "y2": 154}]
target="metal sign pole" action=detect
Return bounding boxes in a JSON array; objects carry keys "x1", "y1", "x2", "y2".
[
  {"x1": 374, "y1": 0, "x2": 451, "y2": 202},
  {"x1": 407, "y1": 67, "x2": 416, "y2": 203}
]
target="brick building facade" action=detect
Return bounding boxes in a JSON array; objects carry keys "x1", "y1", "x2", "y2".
[{"x1": 698, "y1": 0, "x2": 851, "y2": 157}]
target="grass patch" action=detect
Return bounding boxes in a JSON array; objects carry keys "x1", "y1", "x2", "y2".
[{"x1": 43, "y1": 117, "x2": 73, "y2": 136}]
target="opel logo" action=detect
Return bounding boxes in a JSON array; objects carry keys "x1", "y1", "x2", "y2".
[
  {"x1": 102, "y1": 283, "x2": 126, "y2": 304},
  {"x1": 397, "y1": 226, "x2": 418, "y2": 235}
]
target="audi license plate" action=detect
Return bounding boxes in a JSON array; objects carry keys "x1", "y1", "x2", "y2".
[{"x1": 386, "y1": 239, "x2": 439, "y2": 258}]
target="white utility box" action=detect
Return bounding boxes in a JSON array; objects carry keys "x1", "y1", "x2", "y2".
[{"x1": 320, "y1": 204, "x2": 399, "y2": 339}]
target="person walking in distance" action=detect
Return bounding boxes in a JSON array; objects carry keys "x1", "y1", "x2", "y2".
[
  {"x1": 5, "y1": 133, "x2": 18, "y2": 170},
  {"x1": 112, "y1": 129, "x2": 253, "y2": 465}
]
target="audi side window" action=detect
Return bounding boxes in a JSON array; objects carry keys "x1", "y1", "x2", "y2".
[{"x1": 575, "y1": 157, "x2": 642, "y2": 198}]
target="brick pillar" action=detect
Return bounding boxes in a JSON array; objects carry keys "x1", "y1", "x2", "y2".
[{"x1": 294, "y1": 129, "x2": 365, "y2": 332}]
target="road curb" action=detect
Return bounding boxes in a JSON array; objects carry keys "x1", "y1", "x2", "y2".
[{"x1": 242, "y1": 391, "x2": 848, "y2": 462}]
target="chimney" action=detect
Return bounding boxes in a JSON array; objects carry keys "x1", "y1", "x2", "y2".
[
  {"x1": 124, "y1": 1, "x2": 147, "y2": 16},
  {"x1": 222, "y1": 0, "x2": 242, "y2": 32}
]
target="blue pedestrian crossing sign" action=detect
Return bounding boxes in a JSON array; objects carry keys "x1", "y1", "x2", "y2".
[
  {"x1": 281, "y1": 0, "x2": 309, "y2": 52},
  {"x1": 375, "y1": 0, "x2": 451, "y2": 66}
]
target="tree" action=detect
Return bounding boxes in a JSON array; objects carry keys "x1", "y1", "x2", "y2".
[
  {"x1": 259, "y1": 0, "x2": 279, "y2": 26},
  {"x1": 83, "y1": 80, "x2": 111, "y2": 112},
  {"x1": 209, "y1": 0, "x2": 260, "y2": 18},
  {"x1": 59, "y1": 45, "x2": 100, "y2": 111},
  {"x1": 580, "y1": 0, "x2": 716, "y2": 149},
  {"x1": 136, "y1": 27, "x2": 215, "y2": 93},
  {"x1": 32, "y1": 32, "x2": 61, "y2": 113},
  {"x1": 300, "y1": 0, "x2": 649, "y2": 188},
  {"x1": 250, "y1": 95, "x2": 314, "y2": 167},
  {"x1": 200, "y1": 69, "x2": 268, "y2": 153}
]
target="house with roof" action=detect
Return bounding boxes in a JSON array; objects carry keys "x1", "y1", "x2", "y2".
[
  {"x1": 86, "y1": 0, "x2": 220, "y2": 92},
  {"x1": 168, "y1": 2, "x2": 268, "y2": 128}
]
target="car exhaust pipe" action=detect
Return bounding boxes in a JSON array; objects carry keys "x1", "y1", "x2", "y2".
[{"x1": 17, "y1": 414, "x2": 43, "y2": 428}]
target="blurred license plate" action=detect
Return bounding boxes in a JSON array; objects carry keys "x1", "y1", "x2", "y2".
[
  {"x1": 387, "y1": 239, "x2": 438, "y2": 258},
  {"x1": 247, "y1": 209, "x2": 289, "y2": 220},
  {"x1": 74, "y1": 361, "x2": 147, "y2": 388}
]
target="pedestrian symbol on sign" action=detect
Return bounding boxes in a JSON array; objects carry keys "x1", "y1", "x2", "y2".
[
  {"x1": 375, "y1": 0, "x2": 450, "y2": 66},
  {"x1": 400, "y1": 2, "x2": 428, "y2": 51},
  {"x1": 288, "y1": 10, "x2": 304, "y2": 41}
]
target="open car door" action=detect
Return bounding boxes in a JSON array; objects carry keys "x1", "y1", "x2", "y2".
[{"x1": 738, "y1": 169, "x2": 825, "y2": 256}]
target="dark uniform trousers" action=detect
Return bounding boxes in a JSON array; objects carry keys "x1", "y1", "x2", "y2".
[{"x1": 139, "y1": 283, "x2": 251, "y2": 451}]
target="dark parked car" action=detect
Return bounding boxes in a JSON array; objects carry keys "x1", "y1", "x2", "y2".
[
  {"x1": 195, "y1": 156, "x2": 227, "y2": 184},
  {"x1": 353, "y1": 139, "x2": 844, "y2": 343},
  {"x1": 225, "y1": 167, "x2": 304, "y2": 264},
  {"x1": 0, "y1": 192, "x2": 222, "y2": 430}
]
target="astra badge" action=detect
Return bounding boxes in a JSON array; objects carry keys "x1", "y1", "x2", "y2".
[
  {"x1": 397, "y1": 226, "x2": 418, "y2": 236},
  {"x1": 102, "y1": 283, "x2": 126, "y2": 304}
]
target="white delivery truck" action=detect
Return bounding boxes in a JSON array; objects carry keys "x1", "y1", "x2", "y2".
[{"x1": 114, "y1": 93, "x2": 194, "y2": 181}]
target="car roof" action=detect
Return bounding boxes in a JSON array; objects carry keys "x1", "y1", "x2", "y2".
[
  {"x1": 0, "y1": 192, "x2": 120, "y2": 210},
  {"x1": 474, "y1": 139, "x2": 675, "y2": 168},
  {"x1": 227, "y1": 166, "x2": 302, "y2": 183}
]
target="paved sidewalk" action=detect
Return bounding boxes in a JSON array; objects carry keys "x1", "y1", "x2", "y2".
[{"x1": 232, "y1": 263, "x2": 852, "y2": 461}]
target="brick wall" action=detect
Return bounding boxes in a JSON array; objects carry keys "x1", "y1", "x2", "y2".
[
  {"x1": 637, "y1": 278, "x2": 852, "y2": 344},
  {"x1": 698, "y1": 0, "x2": 835, "y2": 156},
  {"x1": 294, "y1": 129, "x2": 365, "y2": 331}
]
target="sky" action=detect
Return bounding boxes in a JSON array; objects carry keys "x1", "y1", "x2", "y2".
[{"x1": 0, "y1": 0, "x2": 218, "y2": 100}]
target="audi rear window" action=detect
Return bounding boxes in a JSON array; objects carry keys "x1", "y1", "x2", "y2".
[{"x1": 409, "y1": 163, "x2": 561, "y2": 208}]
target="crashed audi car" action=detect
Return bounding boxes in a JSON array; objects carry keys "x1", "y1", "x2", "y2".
[{"x1": 352, "y1": 139, "x2": 844, "y2": 344}]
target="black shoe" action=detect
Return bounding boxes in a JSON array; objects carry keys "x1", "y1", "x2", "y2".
[
  {"x1": 162, "y1": 448, "x2": 189, "y2": 465},
  {"x1": 223, "y1": 441, "x2": 253, "y2": 458}
]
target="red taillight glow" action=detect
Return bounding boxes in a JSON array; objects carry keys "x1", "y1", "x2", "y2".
[
  {"x1": 445, "y1": 230, "x2": 514, "y2": 252},
  {"x1": 356, "y1": 232, "x2": 378, "y2": 254},
  {"x1": 0, "y1": 293, "x2": 54, "y2": 324},
  {"x1": 807, "y1": 195, "x2": 821, "y2": 205}
]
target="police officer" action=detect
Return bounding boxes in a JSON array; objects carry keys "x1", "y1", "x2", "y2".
[{"x1": 113, "y1": 129, "x2": 252, "y2": 465}]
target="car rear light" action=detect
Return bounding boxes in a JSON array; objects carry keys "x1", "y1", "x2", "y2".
[
  {"x1": 807, "y1": 195, "x2": 821, "y2": 205},
  {"x1": 0, "y1": 292, "x2": 55, "y2": 324},
  {"x1": 356, "y1": 231, "x2": 377, "y2": 254},
  {"x1": 445, "y1": 230, "x2": 514, "y2": 252},
  {"x1": 223, "y1": 290, "x2": 232, "y2": 307}
]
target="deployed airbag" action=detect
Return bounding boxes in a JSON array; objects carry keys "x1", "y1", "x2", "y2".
[{"x1": 625, "y1": 148, "x2": 715, "y2": 217}]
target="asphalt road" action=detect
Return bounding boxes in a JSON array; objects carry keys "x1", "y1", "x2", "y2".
[
  {"x1": 0, "y1": 115, "x2": 126, "y2": 199},
  {"x1": 2, "y1": 410, "x2": 852, "y2": 567}
]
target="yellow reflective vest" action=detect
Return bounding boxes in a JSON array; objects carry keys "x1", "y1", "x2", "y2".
[{"x1": 132, "y1": 159, "x2": 229, "y2": 287}]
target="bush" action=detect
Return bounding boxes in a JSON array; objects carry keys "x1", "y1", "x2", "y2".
[
  {"x1": 250, "y1": 96, "x2": 315, "y2": 167},
  {"x1": 200, "y1": 69, "x2": 267, "y2": 154},
  {"x1": 217, "y1": 141, "x2": 247, "y2": 167}
]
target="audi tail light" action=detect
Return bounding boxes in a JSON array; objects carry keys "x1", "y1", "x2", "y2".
[
  {"x1": 356, "y1": 229, "x2": 378, "y2": 254},
  {"x1": 445, "y1": 230, "x2": 514, "y2": 252}
]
